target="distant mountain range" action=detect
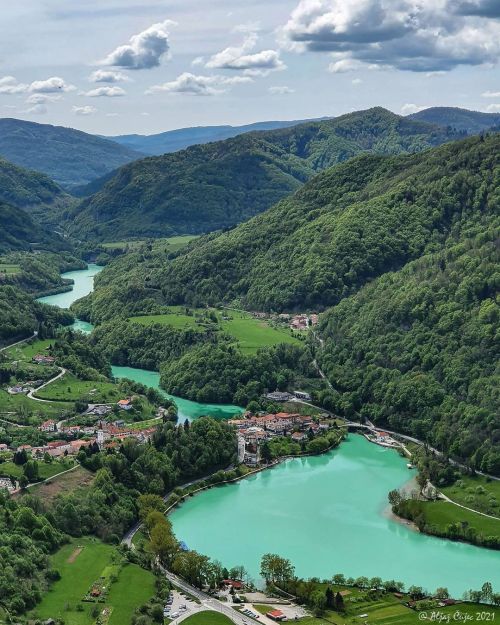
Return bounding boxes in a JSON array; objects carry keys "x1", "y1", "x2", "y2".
[
  {"x1": 0, "y1": 118, "x2": 143, "y2": 189},
  {"x1": 107, "y1": 118, "x2": 330, "y2": 156},
  {"x1": 67, "y1": 107, "x2": 461, "y2": 241},
  {"x1": 409, "y1": 107, "x2": 500, "y2": 134}
]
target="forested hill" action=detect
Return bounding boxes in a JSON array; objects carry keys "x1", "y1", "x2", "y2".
[
  {"x1": 80, "y1": 133, "x2": 498, "y2": 323},
  {"x1": 67, "y1": 107, "x2": 460, "y2": 241},
  {"x1": 317, "y1": 216, "x2": 499, "y2": 474},
  {"x1": 409, "y1": 107, "x2": 500, "y2": 134},
  {"x1": 0, "y1": 201, "x2": 68, "y2": 254},
  {"x1": 0, "y1": 156, "x2": 67, "y2": 210},
  {"x1": 0, "y1": 118, "x2": 144, "y2": 189},
  {"x1": 108, "y1": 117, "x2": 327, "y2": 155}
]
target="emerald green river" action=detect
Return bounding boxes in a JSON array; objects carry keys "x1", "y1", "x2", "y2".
[
  {"x1": 38, "y1": 264, "x2": 500, "y2": 596},
  {"x1": 170, "y1": 435, "x2": 500, "y2": 596}
]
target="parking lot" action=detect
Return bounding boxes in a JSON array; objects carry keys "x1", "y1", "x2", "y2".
[{"x1": 163, "y1": 589, "x2": 200, "y2": 621}]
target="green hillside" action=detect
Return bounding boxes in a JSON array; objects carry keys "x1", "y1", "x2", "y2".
[
  {"x1": 68, "y1": 107, "x2": 459, "y2": 241},
  {"x1": 409, "y1": 107, "x2": 500, "y2": 134},
  {"x1": 0, "y1": 118, "x2": 143, "y2": 189},
  {"x1": 0, "y1": 157, "x2": 68, "y2": 209},
  {"x1": 0, "y1": 201, "x2": 66, "y2": 254}
]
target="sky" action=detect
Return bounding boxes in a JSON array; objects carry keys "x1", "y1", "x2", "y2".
[{"x1": 1, "y1": 0, "x2": 500, "y2": 136}]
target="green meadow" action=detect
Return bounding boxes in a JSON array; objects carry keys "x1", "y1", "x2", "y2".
[
  {"x1": 130, "y1": 307, "x2": 301, "y2": 355},
  {"x1": 182, "y1": 612, "x2": 234, "y2": 625},
  {"x1": 102, "y1": 235, "x2": 198, "y2": 253},
  {"x1": 0, "y1": 458, "x2": 75, "y2": 481},
  {"x1": 442, "y1": 475, "x2": 500, "y2": 518},
  {"x1": 29, "y1": 537, "x2": 155, "y2": 625}
]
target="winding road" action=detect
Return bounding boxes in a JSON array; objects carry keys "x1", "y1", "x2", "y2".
[{"x1": 27, "y1": 367, "x2": 67, "y2": 402}]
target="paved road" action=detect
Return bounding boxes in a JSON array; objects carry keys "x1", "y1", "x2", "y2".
[
  {"x1": 27, "y1": 367, "x2": 67, "y2": 402},
  {"x1": 0, "y1": 332, "x2": 37, "y2": 353},
  {"x1": 162, "y1": 568, "x2": 253, "y2": 625}
]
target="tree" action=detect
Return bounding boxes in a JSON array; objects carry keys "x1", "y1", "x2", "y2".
[
  {"x1": 325, "y1": 586, "x2": 335, "y2": 609},
  {"x1": 481, "y1": 582, "x2": 493, "y2": 603},
  {"x1": 332, "y1": 573, "x2": 346, "y2": 585},
  {"x1": 150, "y1": 523, "x2": 178, "y2": 566},
  {"x1": 260, "y1": 441, "x2": 272, "y2": 464},
  {"x1": 23, "y1": 460, "x2": 39, "y2": 482},
  {"x1": 435, "y1": 587, "x2": 449, "y2": 599},
  {"x1": 310, "y1": 590, "x2": 326, "y2": 616},
  {"x1": 334, "y1": 592, "x2": 345, "y2": 612},
  {"x1": 260, "y1": 553, "x2": 295, "y2": 586},
  {"x1": 408, "y1": 586, "x2": 425, "y2": 600}
]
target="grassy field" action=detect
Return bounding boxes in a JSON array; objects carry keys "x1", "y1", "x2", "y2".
[
  {"x1": 419, "y1": 500, "x2": 500, "y2": 537},
  {"x1": 131, "y1": 312, "x2": 204, "y2": 332},
  {"x1": 0, "y1": 458, "x2": 75, "y2": 481},
  {"x1": 5, "y1": 338, "x2": 54, "y2": 361},
  {"x1": 442, "y1": 475, "x2": 500, "y2": 518},
  {"x1": 34, "y1": 373, "x2": 124, "y2": 403},
  {"x1": 130, "y1": 308, "x2": 301, "y2": 355},
  {"x1": 21, "y1": 465, "x2": 94, "y2": 502},
  {"x1": 0, "y1": 263, "x2": 21, "y2": 275},
  {"x1": 29, "y1": 537, "x2": 156, "y2": 625},
  {"x1": 102, "y1": 235, "x2": 198, "y2": 253},
  {"x1": 268, "y1": 599, "x2": 500, "y2": 625},
  {"x1": 182, "y1": 612, "x2": 234, "y2": 625},
  {"x1": 107, "y1": 563, "x2": 156, "y2": 625},
  {"x1": 0, "y1": 388, "x2": 71, "y2": 420},
  {"x1": 220, "y1": 311, "x2": 301, "y2": 354}
]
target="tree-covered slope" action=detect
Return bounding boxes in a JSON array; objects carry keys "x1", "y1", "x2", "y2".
[
  {"x1": 409, "y1": 107, "x2": 500, "y2": 134},
  {"x1": 0, "y1": 118, "x2": 143, "y2": 189},
  {"x1": 317, "y1": 216, "x2": 499, "y2": 474},
  {"x1": 0, "y1": 201, "x2": 68, "y2": 254},
  {"x1": 0, "y1": 157, "x2": 67, "y2": 209},
  {"x1": 108, "y1": 117, "x2": 327, "y2": 156},
  {"x1": 83, "y1": 133, "x2": 498, "y2": 320},
  {"x1": 69, "y1": 107, "x2": 459, "y2": 241}
]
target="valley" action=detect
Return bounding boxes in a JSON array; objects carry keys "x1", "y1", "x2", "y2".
[{"x1": 0, "y1": 104, "x2": 499, "y2": 625}]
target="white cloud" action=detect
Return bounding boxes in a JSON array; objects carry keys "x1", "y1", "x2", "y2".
[
  {"x1": 0, "y1": 76, "x2": 29, "y2": 94},
  {"x1": 191, "y1": 56, "x2": 205, "y2": 67},
  {"x1": 0, "y1": 75, "x2": 75, "y2": 94},
  {"x1": 73, "y1": 105, "x2": 97, "y2": 115},
  {"x1": 269, "y1": 85, "x2": 295, "y2": 94},
  {"x1": 146, "y1": 72, "x2": 252, "y2": 96},
  {"x1": 481, "y1": 90, "x2": 500, "y2": 98},
  {"x1": 100, "y1": 20, "x2": 175, "y2": 70},
  {"x1": 206, "y1": 33, "x2": 285, "y2": 72},
  {"x1": 485, "y1": 103, "x2": 500, "y2": 112},
  {"x1": 106, "y1": 113, "x2": 120, "y2": 117},
  {"x1": 83, "y1": 86, "x2": 126, "y2": 97},
  {"x1": 401, "y1": 103, "x2": 427, "y2": 115},
  {"x1": 29, "y1": 76, "x2": 76, "y2": 93},
  {"x1": 89, "y1": 69, "x2": 131, "y2": 83},
  {"x1": 283, "y1": 0, "x2": 500, "y2": 72},
  {"x1": 352, "y1": 78, "x2": 363, "y2": 85},
  {"x1": 329, "y1": 57, "x2": 379, "y2": 73}
]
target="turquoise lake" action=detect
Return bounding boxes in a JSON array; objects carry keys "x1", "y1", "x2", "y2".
[{"x1": 170, "y1": 435, "x2": 500, "y2": 596}]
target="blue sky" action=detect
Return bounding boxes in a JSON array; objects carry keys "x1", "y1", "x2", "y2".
[{"x1": 1, "y1": 0, "x2": 500, "y2": 135}]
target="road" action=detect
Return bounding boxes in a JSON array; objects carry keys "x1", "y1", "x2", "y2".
[
  {"x1": 0, "y1": 331, "x2": 37, "y2": 353},
  {"x1": 27, "y1": 367, "x2": 67, "y2": 402},
  {"x1": 161, "y1": 568, "x2": 253, "y2": 625}
]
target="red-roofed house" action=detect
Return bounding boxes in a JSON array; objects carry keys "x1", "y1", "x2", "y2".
[{"x1": 266, "y1": 609, "x2": 286, "y2": 621}]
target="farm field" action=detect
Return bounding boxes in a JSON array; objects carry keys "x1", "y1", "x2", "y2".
[
  {"x1": 4, "y1": 338, "x2": 54, "y2": 361},
  {"x1": 29, "y1": 537, "x2": 156, "y2": 625},
  {"x1": 272, "y1": 600, "x2": 500, "y2": 625},
  {"x1": 0, "y1": 263, "x2": 21, "y2": 275},
  {"x1": 102, "y1": 235, "x2": 198, "y2": 253},
  {"x1": 442, "y1": 475, "x2": 500, "y2": 517},
  {"x1": 0, "y1": 458, "x2": 75, "y2": 481},
  {"x1": 34, "y1": 372, "x2": 123, "y2": 403},
  {"x1": 0, "y1": 388, "x2": 70, "y2": 421},
  {"x1": 21, "y1": 465, "x2": 94, "y2": 502},
  {"x1": 130, "y1": 308, "x2": 301, "y2": 355},
  {"x1": 414, "y1": 500, "x2": 500, "y2": 538}
]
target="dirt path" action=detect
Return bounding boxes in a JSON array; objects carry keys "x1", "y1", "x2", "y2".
[{"x1": 67, "y1": 546, "x2": 83, "y2": 563}]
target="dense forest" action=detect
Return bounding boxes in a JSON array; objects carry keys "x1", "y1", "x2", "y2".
[
  {"x1": 0, "y1": 286, "x2": 72, "y2": 343},
  {"x1": 82, "y1": 133, "x2": 499, "y2": 316},
  {"x1": 317, "y1": 216, "x2": 499, "y2": 474},
  {"x1": 68, "y1": 108, "x2": 460, "y2": 241},
  {"x1": 0, "y1": 118, "x2": 143, "y2": 189},
  {"x1": 409, "y1": 107, "x2": 500, "y2": 134}
]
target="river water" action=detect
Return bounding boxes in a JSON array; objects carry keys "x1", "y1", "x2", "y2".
[
  {"x1": 36, "y1": 265, "x2": 243, "y2": 421},
  {"x1": 37, "y1": 264, "x2": 500, "y2": 595},
  {"x1": 170, "y1": 435, "x2": 500, "y2": 596}
]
